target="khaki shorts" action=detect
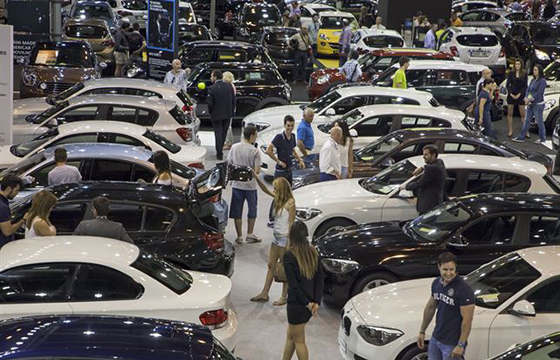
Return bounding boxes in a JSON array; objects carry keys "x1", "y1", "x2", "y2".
[{"x1": 114, "y1": 51, "x2": 129, "y2": 65}]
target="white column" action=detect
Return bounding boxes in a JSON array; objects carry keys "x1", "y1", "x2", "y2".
[{"x1": 0, "y1": 24, "x2": 13, "y2": 145}]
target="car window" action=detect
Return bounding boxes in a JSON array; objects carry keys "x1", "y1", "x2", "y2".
[
  {"x1": 143, "y1": 129, "x2": 181, "y2": 153},
  {"x1": 465, "y1": 171, "x2": 504, "y2": 194},
  {"x1": 217, "y1": 49, "x2": 247, "y2": 62},
  {"x1": 82, "y1": 88, "x2": 162, "y2": 98},
  {"x1": 186, "y1": 49, "x2": 212, "y2": 62},
  {"x1": 467, "y1": 71, "x2": 481, "y2": 85},
  {"x1": 136, "y1": 109, "x2": 159, "y2": 127},
  {"x1": 351, "y1": 31, "x2": 361, "y2": 43},
  {"x1": 353, "y1": 116, "x2": 393, "y2": 137},
  {"x1": 444, "y1": 142, "x2": 477, "y2": 154},
  {"x1": 477, "y1": 145, "x2": 501, "y2": 156},
  {"x1": 363, "y1": 36, "x2": 404, "y2": 48},
  {"x1": 301, "y1": 6, "x2": 311, "y2": 17},
  {"x1": 57, "y1": 106, "x2": 100, "y2": 123},
  {"x1": 526, "y1": 279, "x2": 560, "y2": 312},
  {"x1": 406, "y1": 69, "x2": 430, "y2": 87},
  {"x1": 32, "y1": 160, "x2": 83, "y2": 187},
  {"x1": 50, "y1": 133, "x2": 99, "y2": 147},
  {"x1": 50, "y1": 202, "x2": 88, "y2": 233},
  {"x1": 0, "y1": 264, "x2": 78, "y2": 303},
  {"x1": 331, "y1": 96, "x2": 369, "y2": 114},
  {"x1": 441, "y1": 30, "x2": 454, "y2": 44},
  {"x1": 503, "y1": 173, "x2": 531, "y2": 192},
  {"x1": 373, "y1": 96, "x2": 420, "y2": 105},
  {"x1": 480, "y1": 11, "x2": 499, "y2": 21},
  {"x1": 400, "y1": 116, "x2": 433, "y2": 128},
  {"x1": 70, "y1": 264, "x2": 143, "y2": 302},
  {"x1": 505, "y1": 13, "x2": 528, "y2": 21},
  {"x1": 144, "y1": 206, "x2": 175, "y2": 231},
  {"x1": 108, "y1": 203, "x2": 144, "y2": 231},
  {"x1": 392, "y1": 141, "x2": 432, "y2": 162},
  {"x1": 435, "y1": 70, "x2": 468, "y2": 86},
  {"x1": 461, "y1": 215, "x2": 517, "y2": 245},
  {"x1": 527, "y1": 216, "x2": 560, "y2": 245},
  {"x1": 131, "y1": 164, "x2": 155, "y2": 182},
  {"x1": 461, "y1": 11, "x2": 481, "y2": 21},
  {"x1": 108, "y1": 134, "x2": 146, "y2": 147},
  {"x1": 238, "y1": 71, "x2": 277, "y2": 85},
  {"x1": 369, "y1": 56, "x2": 395, "y2": 72},
  {"x1": 90, "y1": 160, "x2": 134, "y2": 182},
  {"x1": 105, "y1": 106, "x2": 137, "y2": 124}
]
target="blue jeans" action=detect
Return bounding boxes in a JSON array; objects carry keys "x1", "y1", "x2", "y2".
[
  {"x1": 319, "y1": 172, "x2": 337, "y2": 182},
  {"x1": 341, "y1": 166, "x2": 348, "y2": 179},
  {"x1": 481, "y1": 112, "x2": 496, "y2": 139},
  {"x1": 229, "y1": 188, "x2": 258, "y2": 219},
  {"x1": 428, "y1": 337, "x2": 465, "y2": 360},
  {"x1": 519, "y1": 103, "x2": 546, "y2": 141}
]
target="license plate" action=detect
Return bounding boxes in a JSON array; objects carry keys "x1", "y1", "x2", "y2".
[
  {"x1": 470, "y1": 50, "x2": 489, "y2": 57},
  {"x1": 338, "y1": 333, "x2": 347, "y2": 355}
]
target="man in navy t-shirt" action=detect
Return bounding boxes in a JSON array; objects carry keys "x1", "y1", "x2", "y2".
[
  {"x1": 265, "y1": 115, "x2": 305, "y2": 185},
  {"x1": 0, "y1": 174, "x2": 26, "y2": 248},
  {"x1": 417, "y1": 252, "x2": 475, "y2": 359}
]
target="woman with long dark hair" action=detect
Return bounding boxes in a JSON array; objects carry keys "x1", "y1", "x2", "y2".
[
  {"x1": 514, "y1": 64, "x2": 548, "y2": 143},
  {"x1": 282, "y1": 221, "x2": 323, "y2": 360},
  {"x1": 335, "y1": 120, "x2": 354, "y2": 178},
  {"x1": 475, "y1": 78, "x2": 498, "y2": 139},
  {"x1": 153, "y1": 150, "x2": 172, "y2": 185},
  {"x1": 25, "y1": 190, "x2": 57, "y2": 237},
  {"x1": 506, "y1": 58, "x2": 528, "y2": 137}
]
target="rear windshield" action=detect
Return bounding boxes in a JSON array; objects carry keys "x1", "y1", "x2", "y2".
[
  {"x1": 242, "y1": 6, "x2": 280, "y2": 26},
  {"x1": 54, "y1": 83, "x2": 85, "y2": 102},
  {"x1": 178, "y1": 6, "x2": 195, "y2": 22},
  {"x1": 179, "y1": 25, "x2": 210, "y2": 42},
  {"x1": 122, "y1": 0, "x2": 147, "y2": 10},
  {"x1": 73, "y1": 3, "x2": 112, "y2": 19},
  {"x1": 131, "y1": 251, "x2": 192, "y2": 295},
  {"x1": 176, "y1": 90, "x2": 195, "y2": 107},
  {"x1": 456, "y1": 34, "x2": 498, "y2": 47},
  {"x1": 169, "y1": 106, "x2": 188, "y2": 125},
  {"x1": 65, "y1": 25, "x2": 108, "y2": 38},
  {"x1": 143, "y1": 129, "x2": 181, "y2": 154},
  {"x1": 321, "y1": 16, "x2": 347, "y2": 29},
  {"x1": 363, "y1": 36, "x2": 404, "y2": 48},
  {"x1": 264, "y1": 30, "x2": 298, "y2": 46}
]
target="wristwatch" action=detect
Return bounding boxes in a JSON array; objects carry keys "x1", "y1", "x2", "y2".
[{"x1": 457, "y1": 341, "x2": 466, "y2": 348}]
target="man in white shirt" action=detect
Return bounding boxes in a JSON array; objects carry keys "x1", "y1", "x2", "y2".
[
  {"x1": 372, "y1": 16, "x2": 386, "y2": 30},
  {"x1": 319, "y1": 127, "x2": 342, "y2": 181},
  {"x1": 164, "y1": 59, "x2": 189, "y2": 91},
  {"x1": 48, "y1": 148, "x2": 82, "y2": 186}
]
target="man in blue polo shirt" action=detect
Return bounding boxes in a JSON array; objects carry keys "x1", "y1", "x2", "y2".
[
  {"x1": 297, "y1": 108, "x2": 315, "y2": 157},
  {"x1": 417, "y1": 252, "x2": 475, "y2": 360},
  {"x1": 265, "y1": 115, "x2": 305, "y2": 185},
  {"x1": 0, "y1": 174, "x2": 26, "y2": 248}
]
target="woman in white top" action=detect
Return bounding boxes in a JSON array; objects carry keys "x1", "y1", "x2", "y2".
[
  {"x1": 222, "y1": 71, "x2": 236, "y2": 150},
  {"x1": 153, "y1": 150, "x2": 173, "y2": 185},
  {"x1": 25, "y1": 190, "x2": 57, "y2": 238},
  {"x1": 335, "y1": 120, "x2": 354, "y2": 179},
  {"x1": 250, "y1": 173, "x2": 295, "y2": 306}
]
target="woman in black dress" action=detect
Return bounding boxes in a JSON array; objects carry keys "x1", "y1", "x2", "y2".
[
  {"x1": 506, "y1": 58, "x2": 528, "y2": 137},
  {"x1": 282, "y1": 221, "x2": 323, "y2": 360}
]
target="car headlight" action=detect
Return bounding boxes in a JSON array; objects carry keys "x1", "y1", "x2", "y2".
[
  {"x1": 357, "y1": 325, "x2": 404, "y2": 346},
  {"x1": 319, "y1": 33, "x2": 328, "y2": 40},
  {"x1": 284, "y1": 86, "x2": 291, "y2": 101},
  {"x1": 536, "y1": 49, "x2": 550, "y2": 61},
  {"x1": 545, "y1": 98, "x2": 557, "y2": 111},
  {"x1": 321, "y1": 258, "x2": 360, "y2": 275},
  {"x1": 82, "y1": 74, "x2": 92, "y2": 81},
  {"x1": 22, "y1": 73, "x2": 37, "y2": 86},
  {"x1": 317, "y1": 75, "x2": 330, "y2": 85},
  {"x1": 296, "y1": 207, "x2": 322, "y2": 221},
  {"x1": 39, "y1": 82, "x2": 48, "y2": 90}
]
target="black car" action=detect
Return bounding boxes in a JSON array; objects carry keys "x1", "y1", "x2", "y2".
[
  {"x1": 291, "y1": 128, "x2": 554, "y2": 189},
  {"x1": 0, "y1": 315, "x2": 237, "y2": 360},
  {"x1": 312, "y1": 0, "x2": 377, "y2": 18},
  {"x1": 316, "y1": 193, "x2": 560, "y2": 305},
  {"x1": 259, "y1": 26, "x2": 313, "y2": 79},
  {"x1": 10, "y1": 163, "x2": 251, "y2": 277},
  {"x1": 178, "y1": 40, "x2": 275, "y2": 69},
  {"x1": 178, "y1": 23, "x2": 213, "y2": 47},
  {"x1": 236, "y1": 2, "x2": 281, "y2": 42},
  {"x1": 503, "y1": 21, "x2": 560, "y2": 70},
  {"x1": 490, "y1": 332, "x2": 560, "y2": 360},
  {"x1": 186, "y1": 62, "x2": 291, "y2": 120}
]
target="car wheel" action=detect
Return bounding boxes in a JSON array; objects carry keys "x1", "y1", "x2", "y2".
[
  {"x1": 400, "y1": 346, "x2": 428, "y2": 360},
  {"x1": 352, "y1": 271, "x2": 397, "y2": 296},
  {"x1": 546, "y1": 110, "x2": 560, "y2": 135},
  {"x1": 314, "y1": 218, "x2": 355, "y2": 239}
]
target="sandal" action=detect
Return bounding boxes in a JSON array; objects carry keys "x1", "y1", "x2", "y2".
[
  {"x1": 235, "y1": 237, "x2": 244, "y2": 244},
  {"x1": 250, "y1": 294, "x2": 269, "y2": 302},
  {"x1": 273, "y1": 297, "x2": 287, "y2": 306},
  {"x1": 246, "y1": 234, "x2": 262, "y2": 243}
]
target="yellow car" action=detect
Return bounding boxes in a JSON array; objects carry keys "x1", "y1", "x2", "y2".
[{"x1": 317, "y1": 11, "x2": 359, "y2": 56}]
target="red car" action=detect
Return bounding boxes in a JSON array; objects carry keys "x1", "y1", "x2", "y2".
[{"x1": 307, "y1": 48, "x2": 454, "y2": 100}]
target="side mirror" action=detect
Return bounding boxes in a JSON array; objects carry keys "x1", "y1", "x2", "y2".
[
  {"x1": 397, "y1": 189, "x2": 414, "y2": 198},
  {"x1": 46, "y1": 96, "x2": 57, "y2": 106},
  {"x1": 349, "y1": 128, "x2": 358, "y2": 138},
  {"x1": 509, "y1": 300, "x2": 536, "y2": 317},
  {"x1": 47, "y1": 118, "x2": 59, "y2": 127},
  {"x1": 325, "y1": 107, "x2": 336, "y2": 116}
]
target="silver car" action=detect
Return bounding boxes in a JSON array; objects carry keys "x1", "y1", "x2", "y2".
[
  {"x1": 13, "y1": 78, "x2": 200, "y2": 133},
  {"x1": 460, "y1": 8, "x2": 529, "y2": 36},
  {"x1": 15, "y1": 94, "x2": 198, "y2": 145}
]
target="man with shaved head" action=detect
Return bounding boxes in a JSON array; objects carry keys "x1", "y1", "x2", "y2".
[
  {"x1": 319, "y1": 126, "x2": 342, "y2": 181},
  {"x1": 297, "y1": 108, "x2": 315, "y2": 157}
]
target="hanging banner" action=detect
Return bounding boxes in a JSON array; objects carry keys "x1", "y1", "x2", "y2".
[
  {"x1": 0, "y1": 25, "x2": 13, "y2": 145},
  {"x1": 147, "y1": 0, "x2": 178, "y2": 80},
  {"x1": 6, "y1": 0, "x2": 51, "y2": 64}
]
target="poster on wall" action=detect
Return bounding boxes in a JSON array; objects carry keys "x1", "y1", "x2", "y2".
[
  {"x1": 147, "y1": 0, "x2": 178, "y2": 80},
  {"x1": 0, "y1": 25, "x2": 13, "y2": 145},
  {"x1": 6, "y1": 0, "x2": 51, "y2": 63}
]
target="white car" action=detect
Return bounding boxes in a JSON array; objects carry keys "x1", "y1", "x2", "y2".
[
  {"x1": 339, "y1": 246, "x2": 560, "y2": 360},
  {"x1": 0, "y1": 121, "x2": 206, "y2": 170},
  {"x1": 299, "y1": 3, "x2": 337, "y2": 28},
  {"x1": 13, "y1": 78, "x2": 200, "y2": 131},
  {"x1": 438, "y1": 27, "x2": 506, "y2": 74},
  {"x1": 452, "y1": 0, "x2": 500, "y2": 14},
  {"x1": 0, "y1": 236, "x2": 237, "y2": 350},
  {"x1": 108, "y1": 0, "x2": 148, "y2": 29},
  {"x1": 256, "y1": 105, "x2": 471, "y2": 176},
  {"x1": 242, "y1": 86, "x2": 441, "y2": 132},
  {"x1": 15, "y1": 95, "x2": 198, "y2": 145},
  {"x1": 350, "y1": 29, "x2": 405, "y2": 54},
  {"x1": 293, "y1": 154, "x2": 557, "y2": 238}
]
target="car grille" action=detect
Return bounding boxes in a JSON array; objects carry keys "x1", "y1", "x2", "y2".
[
  {"x1": 354, "y1": 355, "x2": 367, "y2": 360},
  {"x1": 42, "y1": 82, "x2": 75, "y2": 95},
  {"x1": 343, "y1": 316, "x2": 351, "y2": 336},
  {"x1": 329, "y1": 42, "x2": 339, "y2": 50}
]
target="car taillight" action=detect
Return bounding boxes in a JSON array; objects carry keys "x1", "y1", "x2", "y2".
[
  {"x1": 450, "y1": 46, "x2": 459, "y2": 57},
  {"x1": 117, "y1": 10, "x2": 133, "y2": 16},
  {"x1": 182, "y1": 104, "x2": 194, "y2": 112},
  {"x1": 199, "y1": 309, "x2": 228, "y2": 329},
  {"x1": 499, "y1": 47, "x2": 505, "y2": 58},
  {"x1": 189, "y1": 162, "x2": 204, "y2": 169},
  {"x1": 176, "y1": 127, "x2": 192, "y2": 142},
  {"x1": 202, "y1": 232, "x2": 224, "y2": 253},
  {"x1": 209, "y1": 193, "x2": 220, "y2": 203}
]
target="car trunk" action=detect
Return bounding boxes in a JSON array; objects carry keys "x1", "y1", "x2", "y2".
[{"x1": 456, "y1": 34, "x2": 501, "y2": 65}]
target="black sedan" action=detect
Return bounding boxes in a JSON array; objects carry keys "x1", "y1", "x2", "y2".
[
  {"x1": 316, "y1": 193, "x2": 560, "y2": 305},
  {"x1": 490, "y1": 331, "x2": 560, "y2": 360},
  {"x1": 236, "y1": 2, "x2": 281, "y2": 42},
  {"x1": 292, "y1": 128, "x2": 553, "y2": 189},
  {"x1": 178, "y1": 40, "x2": 275, "y2": 69},
  {"x1": 503, "y1": 21, "x2": 560, "y2": 70}
]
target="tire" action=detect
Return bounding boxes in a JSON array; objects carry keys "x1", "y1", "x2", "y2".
[
  {"x1": 546, "y1": 110, "x2": 560, "y2": 135},
  {"x1": 351, "y1": 271, "x2": 398, "y2": 297},
  {"x1": 314, "y1": 218, "x2": 355, "y2": 239},
  {"x1": 400, "y1": 346, "x2": 428, "y2": 360}
]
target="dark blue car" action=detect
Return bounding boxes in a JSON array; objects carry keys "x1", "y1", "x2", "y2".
[{"x1": 0, "y1": 315, "x2": 238, "y2": 360}]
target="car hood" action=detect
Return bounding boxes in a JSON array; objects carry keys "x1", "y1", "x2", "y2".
[
  {"x1": 243, "y1": 104, "x2": 303, "y2": 128},
  {"x1": 293, "y1": 178, "x2": 375, "y2": 207},
  {"x1": 13, "y1": 97, "x2": 50, "y2": 122}
]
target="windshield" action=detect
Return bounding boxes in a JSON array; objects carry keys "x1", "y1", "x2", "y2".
[
  {"x1": 122, "y1": 0, "x2": 146, "y2": 10},
  {"x1": 28, "y1": 103, "x2": 66, "y2": 124},
  {"x1": 131, "y1": 251, "x2": 192, "y2": 295},
  {"x1": 11, "y1": 128, "x2": 59, "y2": 158},
  {"x1": 29, "y1": 45, "x2": 94, "y2": 68},
  {"x1": 264, "y1": 29, "x2": 298, "y2": 46},
  {"x1": 179, "y1": 25, "x2": 210, "y2": 42},
  {"x1": 464, "y1": 253, "x2": 541, "y2": 309},
  {"x1": 73, "y1": 3, "x2": 112, "y2": 20},
  {"x1": 243, "y1": 6, "x2": 280, "y2": 26},
  {"x1": 406, "y1": 201, "x2": 472, "y2": 242},
  {"x1": 456, "y1": 34, "x2": 499, "y2": 47},
  {"x1": 0, "y1": 152, "x2": 47, "y2": 178},
  {"x1": 318, "y1": 109, "x2": 364, "y2": 133},
  {"x1": 65, "y1": 25, "x2": 108, "y2": 39},
  {"x1": 53, "y1": 83, "x2": 85, "y2": 102},
  {"x1": 178, "y1": 6, "x2": 195, "y2": 22},
  {"x1": 360, "y1": 159, "x2": 416, "y2": 195},
  {"x1": 373, "y1": 66, "x2": 398, "y2": 87},
  {"x1": 363, "y1": 35, "x2": 404, "y2": 48},
  {"x1": 321, "y1": 16, "x2": 348, "y2": 29},
  {"x1": 355, "y1": 134, "x2": 402, "y2": 162},
  {"x1": 143, "y1": 129, "x2": 181, "y2": 154},
  {"x1": 530, "y1": 24, "x2": 560, "y2": 46},
  {"x1": 307, "y1": 91, "x2": 341, "y2": 112}
]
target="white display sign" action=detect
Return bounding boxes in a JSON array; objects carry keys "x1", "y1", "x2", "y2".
[{"x1": 0, "y1": 25, "x2": 13, "y2": 145}]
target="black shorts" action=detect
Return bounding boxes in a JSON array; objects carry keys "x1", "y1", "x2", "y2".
[
  {"x1": 287, "y1": 302, "x2": 312, "y2": 325},
  {"x1": 507, "y1": 95, "x2": 524, "y2": 106}
]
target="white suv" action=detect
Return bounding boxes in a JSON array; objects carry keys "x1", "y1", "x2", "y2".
[{"x1": 438, "y1": 26, "x2": 506, "y2": 77}]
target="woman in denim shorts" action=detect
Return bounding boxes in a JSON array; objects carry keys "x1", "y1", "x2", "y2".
[{"x1": 250, "y1": 173, "x2": 295, "y2": 306}]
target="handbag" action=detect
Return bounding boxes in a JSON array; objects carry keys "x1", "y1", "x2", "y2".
[{"x1": 274, "y1": 262, "x2": 287, "y2": 283}]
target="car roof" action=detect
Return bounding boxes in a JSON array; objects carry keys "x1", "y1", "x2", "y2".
[
  {"x1": 57, "y1": 120, "x2": 148, "y2": 136},
  {"x1": 407, "y1": 154, "x2": 546, "y2": 175},
  {"x1": 358, "y1": 29, "x2": 403, "y2": 38},
  {"x1": 392, "y1": 127, "x2": 495, "y2": 142},
  {"x1": 186, "y1": 40, "x2": 262, "y2": 49},
  {"x1": 0, "y1": 236, "x2": 140, "y2": 272},
  {"x1": 43, "y1": 143, "x2": 153, "y2": 161},
  {"x1": 75, "y1": 1, "x2": 111, "y2": 6},
  {"x1": 470, "y1": 7, "x2": 511, "y2": 15},
  {"x1": 354, "y1": 104, "x2": 463, "y2": 120},
  {"x1": 0, "y1": 315, "x2": 215, "y2": 359},
  {"x1": 449, "y1": 26, "x2": 497, "y2": 35},
  {"x1": 303, "y1": 3, "x2": 335, "y2": 9},
  {"x1": 319, "y1": 11, "x2": 355, "y2": 18},
  {"x1": 196, "y1": 62, "x2": 277, "y2": 70},
  {"x1": 82, "y1": 77, "x2": 183, "y2": 93},
  {"x1": 66, "y1": 94, "x2": 170, "y2": 107},
  {"x1": 392, "y1": 60, "x2": 489, "y2": 71},
  {"x1": 335, "y1": 86, "x2": 433, "y2": 100},
  {"x1": 516, "y1": 245, "x2": 560, "y2": 275}
]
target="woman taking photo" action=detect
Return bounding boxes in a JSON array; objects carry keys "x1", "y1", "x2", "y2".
[
  {"x1": 153, "y1": 150, "x2": 172, "y2": 185},
  {"x1": 250, "y1": 175, "x2": 295, "y2": 306},
  {"x1": 335, "y1": 120, "x2": 354, "y2": 178},
  {"x1": 506, "y1": 59, "x2": 528, "y2": 137},
  {"x1": 282, "y1": 221, "x2": 323, "y2": 360},
  {"x1": 514, "y1": 64, "x2": 548, "y2": 143},
  {"x1": 25, "y1": 190, "x2": 57, "y2": 237},
  {"x1": 475, "y1": 78, "x2": 498, "y2": 139}
]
